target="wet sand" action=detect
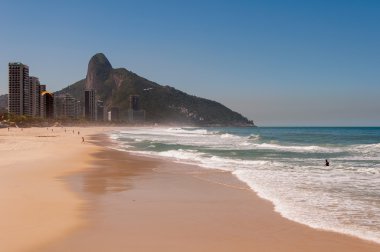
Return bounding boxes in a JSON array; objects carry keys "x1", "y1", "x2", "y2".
[{"x1": 32, "y1": 135, "x2": 380, "y2": 252}]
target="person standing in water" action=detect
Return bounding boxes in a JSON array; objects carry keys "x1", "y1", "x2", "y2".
[{"x1": 325, "y1": 159, "x2": 330, "y2": 166}]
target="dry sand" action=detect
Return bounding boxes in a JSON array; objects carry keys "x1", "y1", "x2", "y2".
[
  {"x1": 0, "y1": 126, "x2": 106, "y2": 252},
  {"x1": 1, "y1": 128, "x2": 380, "y2": 252}
]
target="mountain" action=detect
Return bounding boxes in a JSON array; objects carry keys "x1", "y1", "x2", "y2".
[{"x1": 56, "y1": 53, "x2": 254, "y2": 126}]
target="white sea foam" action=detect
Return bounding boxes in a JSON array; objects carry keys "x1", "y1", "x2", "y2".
[
  {"x1": 111, "y1": 128, "x2": 340, "y2": 153},
  {"x1": 250, "y1": 143, "x2": 340, "y2": 153},
  {"x1": 348, "y1": 143, "x2": 380, "y2": 158},
  {"x1": 220, "y1": 133, "x2": 240, "y2": 139},
  {"x1": 166, "y1": 127, "x2": 210, "y2": 135},
  {"x1": 108, "y1": 127, "x2": 380, "y2": 244}
]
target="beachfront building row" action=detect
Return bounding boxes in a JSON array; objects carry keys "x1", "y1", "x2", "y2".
[
  {"x1": 84, "y1": 92, "x2": 145, "y2": 122},
  {"x1": 84, "y1": 90, "x2": 112, "y2": 122},
  {"x1": 84, "y1": 89, "x2": 123, "y2": 122},
  {"x1": 83, "y1": 93, "x2": 144, "y2": 122},
  {"x1": 55, "y1": 93, "x2": 81, "y2": 119},
  {"x1": 9, "y1": 62, "x2": 143, "y2": 122},
  {"x1": 8, "y1": 62, "x2": 54, "y2": 119}
]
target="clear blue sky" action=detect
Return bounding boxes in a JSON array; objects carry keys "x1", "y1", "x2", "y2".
[{"x1": 1, "y1": 0, "x2": 379, "y2": 126}]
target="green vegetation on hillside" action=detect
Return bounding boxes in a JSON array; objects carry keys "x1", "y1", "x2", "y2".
[{"x1": 57, "y1": 53, "x2": 254, "y2": 126}]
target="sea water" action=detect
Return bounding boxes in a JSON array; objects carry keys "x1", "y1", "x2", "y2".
[{"x1": 109, "y1": 127, "x2": 380, "y2": 243}]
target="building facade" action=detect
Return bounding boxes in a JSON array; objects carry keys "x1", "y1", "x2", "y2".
[
  {"x1": 84, "y1": 89, "x2": 96, "y2": 121},
  {"x1": 65, "y1": 94, "x2": 79, "y2": 119},
  {"x1": 8, "y1": 62, "x2": 55, "y2": 120},
  {"x1": 29, "y1": 76, "x2": 41, "y2": 117},
  {"x1": 55, "y1": 93, "x2": 81, "y2": 119},
  {"x1": 40, "y1": 91, "x2": 54, "y2": 119},
  {"x1": 8, "y1": 62, "x2": 30, "y2": 116}
]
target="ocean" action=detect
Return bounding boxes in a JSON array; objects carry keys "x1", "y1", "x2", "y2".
[{"x1": 108, "y1": 127, "x2": 380, "y2": 243}]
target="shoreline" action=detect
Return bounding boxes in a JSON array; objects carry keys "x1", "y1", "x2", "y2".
[
  {"x1": 105, "y1": 126, "x2": 380, "y2": 245},
  {"x1": 35, "y1": 133, "x2": 380, "y2": 251},
  {"x1": 102, "y1": 133, "x2": 380, "y2": 247},
  {"x1": 1, "y1": 128, "x2": 380, "y2": 251}
]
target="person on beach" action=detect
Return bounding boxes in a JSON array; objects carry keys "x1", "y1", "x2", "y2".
[
  {"x1": 82, "y1": 137, "x2": 85, "y2": 143},
  {"x1": 325, "y1": 159, "x2": 330, "y2": 166}
]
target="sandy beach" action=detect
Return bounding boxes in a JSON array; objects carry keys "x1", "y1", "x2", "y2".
[
  {"x1": 1, "y1": 128, "x2": 380, "y2": 252},
  {"x1": 0, "y1": 126, "x2": 105, "y2": 251}
]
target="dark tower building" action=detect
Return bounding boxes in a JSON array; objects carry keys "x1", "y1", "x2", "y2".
[
  {"x1": 41, "y1": 91, "x2": 54, "y2": 119},
  {"x1": 84, "y1": 89, "x2": 96, "y2": 121},
  {"x1": 29, "y1": 76, "x2": 41, "y2": 117},
  {"x1": 8, "y1": 62, "x2": 30, "y2": 116}
]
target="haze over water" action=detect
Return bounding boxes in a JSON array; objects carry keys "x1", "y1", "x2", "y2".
[{"x1": 110, "y1": 127, "x2": 380, "y2": 243}]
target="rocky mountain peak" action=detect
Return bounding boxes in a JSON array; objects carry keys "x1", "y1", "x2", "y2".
[
  {"x1": 58, "y1": 53, "x2": 254, "y2": 126},
  {"x1": 85, "y1": 53, "x2": 113, "y2": 90}
]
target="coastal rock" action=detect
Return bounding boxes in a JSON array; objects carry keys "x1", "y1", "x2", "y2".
[{"x1": 85, "y1": 53, "x2": 113, "y2": 90}]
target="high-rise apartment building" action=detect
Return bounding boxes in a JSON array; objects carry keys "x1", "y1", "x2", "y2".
[
  {"x1": 40, "y1": 91, "x2": 54, "y2": 119},
  {"x1": 84, "y1": 89, "x2": 96, "y2": 121},
  {"x1": 8, "y1": 62, "x2": 30, "y2": 116},
  {"x1": 29, "y1": 76, "x2": 41, "y2": 117},
  {"x1": 64, "y1": 93, "x2": 77, "y2": 119},
  {"x1": 55, "y1": 93, "x2": 81, "y2": 119}
]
